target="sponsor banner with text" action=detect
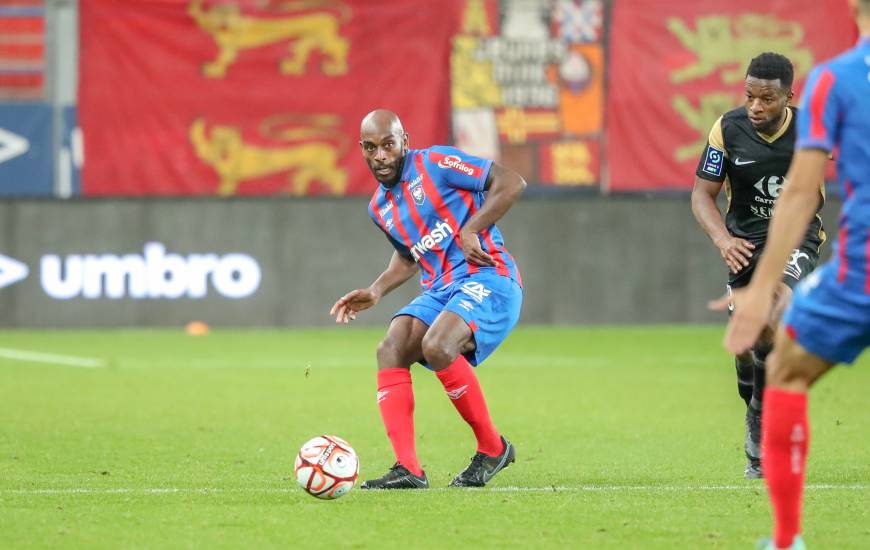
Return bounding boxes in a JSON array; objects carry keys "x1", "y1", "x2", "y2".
[
  {"x1": 79, "y1": 0, "x2": 461, "y2": 196},
  {"x1": 450, "y1": 0, "x2": 605, "y2": 189},
  {"x1": 606, "y1": 0, "x2": 856, "y2": 192}
]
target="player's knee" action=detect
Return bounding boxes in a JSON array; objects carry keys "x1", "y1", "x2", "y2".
[
  {"x1": 420, "y1": 333, "x2": 458, "y2": 367},
  {"x1": 766, "y1": 341, "x2": 815, "y2": 390},
  {"x1": 766, "y1": 350, "x2": 796, "y2": 387},
  {"x1": 376, "y1": 337, "x2": 408, "y2": 369}
]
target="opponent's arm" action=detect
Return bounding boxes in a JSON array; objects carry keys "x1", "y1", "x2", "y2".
[
  {"x1": 713, "y1": 149, "x2": 828, "y2": 353},
  {"x1": 691, "y1": 176, "x2": 755, "y2": 273},
  {"x1": 460, "y1": 162, "x2": 526, "y2": 267},
  {"x1": 330, "y1": 251, "x2": 418, "y2": 323}
]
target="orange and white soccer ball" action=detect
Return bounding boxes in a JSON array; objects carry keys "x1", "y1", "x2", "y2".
[{"x1": 295, "y1": 435, "x2": 359, "y2": 499}]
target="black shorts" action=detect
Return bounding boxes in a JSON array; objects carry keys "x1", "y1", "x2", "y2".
[{"x1": 727, "y1": 242, "x2": 819, "y2": 291}]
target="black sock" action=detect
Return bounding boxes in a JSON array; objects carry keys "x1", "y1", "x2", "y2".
[
  {"x1": 735, "y1": 355, "x2": 754, "y2": 408},
  {"x1": 751, "y1": 343, "x2": 772, "y2": 409}
]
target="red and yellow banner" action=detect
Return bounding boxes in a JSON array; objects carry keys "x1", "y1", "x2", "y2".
[
  {"x1": 605, "y1": 0, "x2": 856, "y2": 192},
  {"x1": 79, "y1": 0, "x2": 461, "y2": 196}
]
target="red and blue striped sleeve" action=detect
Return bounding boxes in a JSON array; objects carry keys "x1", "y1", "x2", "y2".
[
  {"x1": 425, "y1": 146, "x2": 492, "y2": 191},
  {"x1": 796, "y1": 66, "x2": 839, "y2": 153}
]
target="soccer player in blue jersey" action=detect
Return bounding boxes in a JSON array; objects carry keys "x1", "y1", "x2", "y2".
[
  {"x1": 330, "y1": 109, "x2": 526, "y2": 489},
  {"x1": 712, "y1": 1, "x2": 870, "y2": 547}
]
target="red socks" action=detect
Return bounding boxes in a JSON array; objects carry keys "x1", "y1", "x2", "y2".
[
  {"x1": 376, "y1": 368, "x2": 423, "y2": 476},
  {"x1": 762, "y1": 387, "x2": 809, "y2": 549},
  {"x1": 376, "y1": 358, "x2": 501, "y2": 475},
  {"x1": 436, "y1": 355, "x2": 503, "y2": 456}
]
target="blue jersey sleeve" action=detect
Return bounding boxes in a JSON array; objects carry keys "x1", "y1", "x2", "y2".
[
  {"x1": 796, "y1": 66, "x2": 840, "y2": 153},
  {"x1": 426, "y1": 145, "x2": 492, "y2": 191}
]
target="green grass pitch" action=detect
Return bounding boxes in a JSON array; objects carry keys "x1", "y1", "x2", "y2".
[{"x1": 1, "y1": 326, "x2": 868, "y2": 549}]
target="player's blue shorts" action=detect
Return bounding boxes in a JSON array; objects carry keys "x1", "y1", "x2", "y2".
[
  {"x1": 394, "y1": 272, "x2": 523, "y2": 367},
  {"x1": 783, "y1": 262, "x2": 870, "y2": 365}
]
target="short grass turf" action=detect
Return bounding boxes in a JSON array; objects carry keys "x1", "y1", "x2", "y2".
[{"x1": 1, "y1": 326, "x2": 869, "y2": 549}]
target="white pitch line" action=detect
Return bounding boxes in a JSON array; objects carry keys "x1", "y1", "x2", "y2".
[
  {"x1": 3, "y1": 483, "x2": 869, "y2": 496},
  {"x1": 0, "y1": 347, "x2": 107, "y2": 368}
]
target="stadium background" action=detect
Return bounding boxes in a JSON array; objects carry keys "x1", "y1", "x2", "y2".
[{"x1": 0, "y1": 0, "x2": 858, "y2": 328}]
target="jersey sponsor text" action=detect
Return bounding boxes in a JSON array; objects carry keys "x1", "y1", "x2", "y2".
[{"x1": 410, "y1": 219, "x2": 454, "y2": 261}]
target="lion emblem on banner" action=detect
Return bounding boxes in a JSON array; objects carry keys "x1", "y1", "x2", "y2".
[
  {"x1": 667, "y1": 14, "x2": 813, "y2": 85},
  {"x1": 190, "y1": 113, "x2": 348, "y2": 196},
  {"x1": 188, "y1": 0, "x2": 350, "y2": 78}
]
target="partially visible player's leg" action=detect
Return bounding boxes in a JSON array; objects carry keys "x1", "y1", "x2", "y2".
[
  {"x1": 746, "y1": 282, "x2": 793, "y2": 478},
  {"x1": 762, "y1": 327, "x2": 834, "y2": 548},
  {"x1": 423, "y1": 310, "x2": 505, "y2": 455},
  {"x1": 735, "y1": 351, "x2": 754, "y2": 407},
  {"x1": 423, "y1": 311, "x2": 514, "y2": 487},
  {"x1": 424, "y1": 274, "x2": 522, "y2": 486},
  {"x1": 363, "y1": 315, "x2": 430, "y2": 489}
]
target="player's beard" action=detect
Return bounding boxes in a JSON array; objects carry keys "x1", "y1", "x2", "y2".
[
  {"x1": 370, "y1": 154, "x2": 406, "y2": 187},
  {"x1": 751, "y1": 106, "x2": 787, "y2": 135}
]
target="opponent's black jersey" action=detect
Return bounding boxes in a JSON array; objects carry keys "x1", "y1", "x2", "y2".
[{"x1": 695, "y1": 106, "x2": 825, "y2": 250}]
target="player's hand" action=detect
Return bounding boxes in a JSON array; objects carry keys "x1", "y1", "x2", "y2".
[
  {"x1": 329, "y1": 288, "x2": 380, "y2": 324},
  {"x1": 708, "y1": 285, "x2": 773, "y2": 355},
  {"x1": 715, "y1": 236, "x2": 755, "y2": 274},
  {"x1": 459, "y1": 230, "x2": 496, "y2": 267}
]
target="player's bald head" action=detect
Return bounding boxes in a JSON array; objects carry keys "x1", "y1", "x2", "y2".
[{"x1": 360, "y1": 109, "x2": 405, "y2": 139}]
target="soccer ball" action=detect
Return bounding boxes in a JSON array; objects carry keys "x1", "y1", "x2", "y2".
[{"x1": 295, "y1": 435, "x2": 359, "y2": 499}]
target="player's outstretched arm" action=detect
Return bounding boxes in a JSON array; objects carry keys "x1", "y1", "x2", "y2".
[
  {"x1": 711, "y1": 149, "x2": 828, "y2": 354},
  {"x1": 460, "y1": 162, "x2": 526, "y2": 267},
  {"x1": 329, "y1": 252, "x2": 418, "y2": 323},
  {"x1": 691, "y1": 175, "x2": 755, "y2": 273}
]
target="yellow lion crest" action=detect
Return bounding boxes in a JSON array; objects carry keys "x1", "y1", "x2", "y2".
[
  {"x1": 668, "y1": 14, "x2": 813, "y2": 85},
  {"x1": 188, "y1": 0, "x2": 350, "y2": 78},
  {"x1": 190, "y1": 114, "x2": 348, "y2": 196}
]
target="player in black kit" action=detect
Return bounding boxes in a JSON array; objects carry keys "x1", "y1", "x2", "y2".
[{"x1": 691, "y1": 52, "x2": 825, "y2": 479}]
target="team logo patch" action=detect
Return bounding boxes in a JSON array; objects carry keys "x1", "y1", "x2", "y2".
[
  {"x1": 702, "y1": 146, "x2": 724, "y2": 177},
  {"x1": 411, "y1": 184, "x2": 426, "y2": 205}
]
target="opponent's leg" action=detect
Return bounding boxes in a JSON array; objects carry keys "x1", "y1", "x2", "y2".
[
  {"x1": 422, "y1": 311, "x2": 514, "y2": 487},
  {"x1": 743, "y1": 345, "x2": 766, "y2": 479},
  {"x1": 363, "y1": 315, "x2": 430, "y2": 489},
  {"x1": 736, "y1": 351, "x2": 755, "y2": 408},
  {"x1": 762, "y1": 327, "x2": 833, "y2": 549},
  {"x1": 746, "y1": 283, "x2": 793, "y2": 479}
]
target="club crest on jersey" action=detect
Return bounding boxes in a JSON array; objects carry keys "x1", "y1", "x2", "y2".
[
  {"x1": 702, "y1": 146, "x2": 724, "y2": 177},
  {"x1": 411, "y1": 184, "x2": 426, "y2": 205}
]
